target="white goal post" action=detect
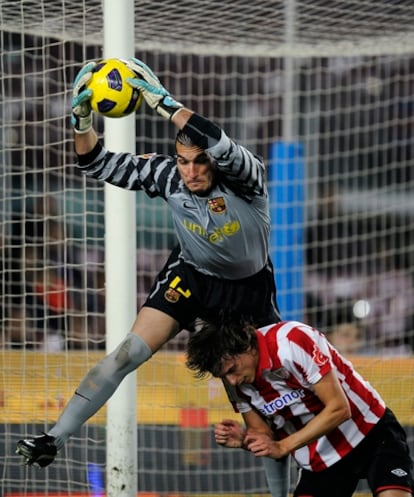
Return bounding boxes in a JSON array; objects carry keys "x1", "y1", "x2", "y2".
[
  {"x1": 102, "y1": 1, "x2": 138, "y2": 496},
  {"x1": 1, "y1": 1, "x2": 414, "y2": 497}
]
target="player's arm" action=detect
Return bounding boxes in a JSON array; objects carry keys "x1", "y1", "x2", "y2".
[
  {"x1": 242, "y1": 410, "x2": 274, "y2": 438},
  {"x1": 71, "y1": 61, "x2": 99, "y2": 154},
  {"x1": 244, "y1": 370, "x2": 351, "y2": 459},
  {"x1": 74, "y1": 129, "x2": 98, "y2": 155},
  {"x1": 215, "y1": 411, "x2": 272, "y2": 450},
  {"x1": 171, "y1": 107, "x2": 194, "y2": 129},
  {"x1": 277, "y1": 370, "x2": 350, "y2": 454},
  {"x1": 218, "y1": 380, "x2": 273, "y2": 449}
]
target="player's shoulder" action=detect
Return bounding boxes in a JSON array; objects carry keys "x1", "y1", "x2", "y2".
[
  {"x1": 260, "y1": 321, "x2": 321, "y2": 351},
  {"x1": 136, "y1": 152, "x2": 157, "y2": 160},
  {"x1": 135, "y1": 152, "x2": 175, "y2": 167},
  {"x1": 259, "y1": 320, "x2": 307, "y2": 335},
  {"x1": 135, "y1": 153, "x2": 180, "y2": 196}
]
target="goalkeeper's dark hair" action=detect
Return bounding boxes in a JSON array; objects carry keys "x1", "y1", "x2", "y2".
[
  {"x1": 175, "y1": 129, "x2": 195, "y2": 148},
  {"x1": 186, "y1": 312, "x2": 258, "y2": 379}
]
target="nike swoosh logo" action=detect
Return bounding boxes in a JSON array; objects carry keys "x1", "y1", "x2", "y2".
[{"x1": 183, "y1": 201, "x2": 197, "y2": 209}]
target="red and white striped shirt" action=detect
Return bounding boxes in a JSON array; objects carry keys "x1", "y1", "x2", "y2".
[{"x1": 231, "y1": 321, "x2": 386, "y2": 471}]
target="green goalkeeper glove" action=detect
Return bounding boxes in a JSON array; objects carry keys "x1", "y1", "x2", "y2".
[
  {"x1": 125, "y1": 57, "x2": 183, "y2": 120},
  {"x1": 71, "y1": 61, "x2": 95, "y2": 134}
]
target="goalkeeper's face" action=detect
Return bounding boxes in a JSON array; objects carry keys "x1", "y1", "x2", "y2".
[{"x1": 176, "y1": 142, "x2": 216, "y2": 196}]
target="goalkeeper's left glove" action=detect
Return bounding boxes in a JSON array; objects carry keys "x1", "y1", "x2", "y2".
[
  {"x1": 125, "y1": 57, "x2": 183, "y2": 120},
  {"x1": 71, "y1": 61, "x2": 95, "y2": 134}
]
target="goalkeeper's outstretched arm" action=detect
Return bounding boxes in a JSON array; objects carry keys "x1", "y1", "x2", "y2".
[{"x1": 74, "y1": 128, "x2": 98, "y2": 155}]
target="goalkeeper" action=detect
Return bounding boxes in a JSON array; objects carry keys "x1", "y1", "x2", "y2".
[{"x1": 16, "y1": 57, "x2": 289, "y2": 497}]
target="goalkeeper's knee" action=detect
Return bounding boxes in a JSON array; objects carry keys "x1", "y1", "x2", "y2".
[
  {"x1": 111, "y1": 332, "x2": 153, "y2": 375},
  {"x1": 103, "y1": 332, "x2": 153, "y2": 379},
  {"x1": 76, "y1": 333, "x2": 152, "y2": 399}
]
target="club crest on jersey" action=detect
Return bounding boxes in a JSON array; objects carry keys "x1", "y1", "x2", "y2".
[
  {"x1": 208, "y1": 197, "x2": 226, "y2": 214},
  {"x1": 164, "y1": 288, "x2": 180, "y2": 303},
  {"x1": 312, "y1": 344, "x2": 329, "y2": 366}
]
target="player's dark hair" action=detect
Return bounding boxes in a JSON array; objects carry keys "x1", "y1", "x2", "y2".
[
  {"x1": 186, "y1": 313, "x2": 257, "y2": 379},
  {"x1": 175, "y1": 129, "x2": 195, "y2": 148}
]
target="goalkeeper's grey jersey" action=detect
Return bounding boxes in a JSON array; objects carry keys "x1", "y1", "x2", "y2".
[{"x1": 76, "y1": 113, "x2": 270, "y2": 280}]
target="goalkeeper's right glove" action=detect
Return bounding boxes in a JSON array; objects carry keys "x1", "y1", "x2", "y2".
[
  {"x1": 71, "y1": 61, "x2": 95, "y2": 134},
  {"x1": 125, "y1": 57, "x2": 183, "y2": 120}
]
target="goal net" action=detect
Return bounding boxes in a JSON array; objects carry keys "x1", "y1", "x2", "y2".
[{"x1": 1, "y1": 0, "x2": 414, "y2": 496}]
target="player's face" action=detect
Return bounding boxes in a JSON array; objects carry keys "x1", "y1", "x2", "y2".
[
  {"x1": 176, "y1": 142, "x2": 215, "y2": 195},
  {"x1": 218, "y1": 349, "x2": 258, "y2": 386}
]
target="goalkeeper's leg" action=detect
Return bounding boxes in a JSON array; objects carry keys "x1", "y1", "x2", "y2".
[
  {"x1": 16, "y1": 308, "x2": 179, "y2": 467},
  {"x1": 262, "y1": 455, "x2": 291, "y2": 497}
]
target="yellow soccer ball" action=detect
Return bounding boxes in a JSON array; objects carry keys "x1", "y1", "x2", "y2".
[{"x1": 88, "y1": 58, "x2": 143, "y2": 118}]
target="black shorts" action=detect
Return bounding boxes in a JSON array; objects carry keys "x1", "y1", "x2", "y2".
[
  {"x1": 294, "y1": 408, "x2": 414, "y2": 497},
  {"x1": 143, "y1": 245, "x2": 281, "y2": 330}
]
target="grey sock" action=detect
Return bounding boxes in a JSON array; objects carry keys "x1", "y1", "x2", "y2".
[{"x1": 48, "y1": 333, "x2": 152, "y2": 449}]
